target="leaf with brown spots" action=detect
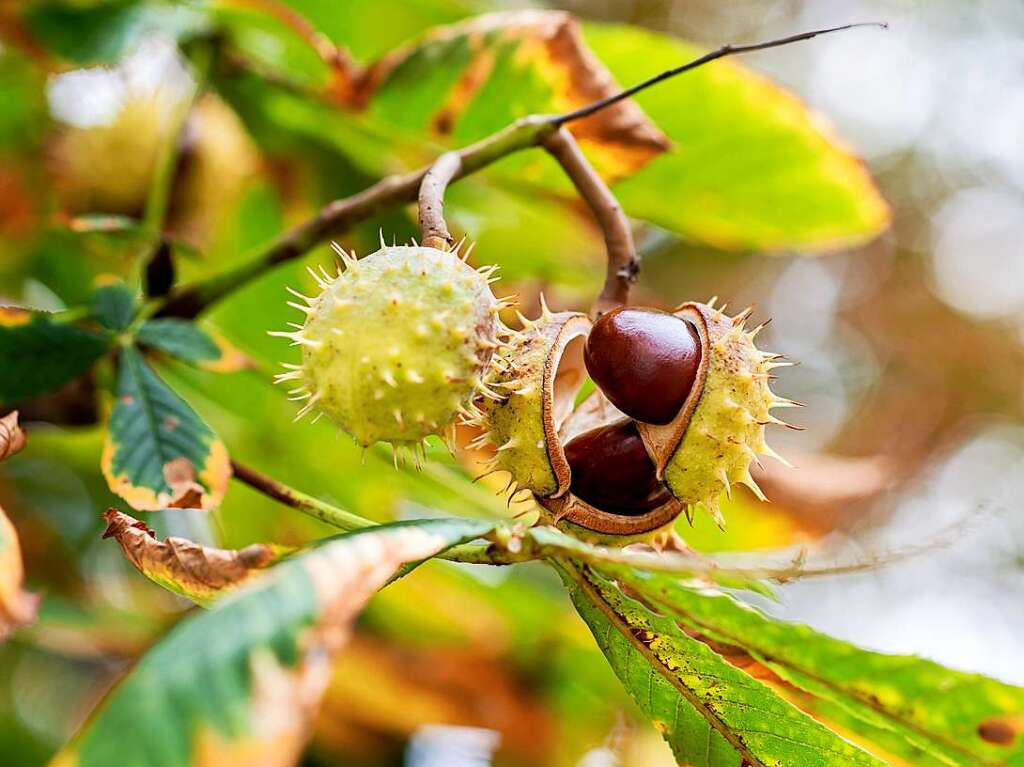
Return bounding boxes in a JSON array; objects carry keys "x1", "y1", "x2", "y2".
[
  {"x1": 360, "y1": 10, "x2": 669, "y2": 181},
  {"x1": 102, "y1": 346, "x2": 231, "y2": 511},
  {"x1": 102, "y1": 508, "x2": 285, "y2": 606},
  {"x1": 561, "y1": 563, "x2": 885, "y2": 767},
  {"x1": 614, "y1": 566, "x2": 1024, "y2": 767},
  {"x1": 977, "y1": 719, "x2": 1018, "y2": 747},
  {"x1": 52, "y1": 518, "x2": 493, "y2": 767}
]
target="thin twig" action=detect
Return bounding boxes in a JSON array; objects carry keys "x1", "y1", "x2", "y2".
[
  {"x1": 229, "y1": 457, "x2": 940, "y2": 581},
  {"x1": 418, "y1": 152, "x2": 463, "y2": 250},
  {"x1": 159, "y1": 116, "x2": 554, "y2": 317},
  {"x1": 158, "y1": 22, "x2": 885, "y2": 318},
  {"x1": 231, "y1": 457, "x2": 521, "y2": 565},
  {"x1": 231, "y1": 459, "x2": 375, "y2": 531},
  {"x1": 543, "y1": 127, "x2": 637, "y2": 315},
  {"x1": 553, "y1": 22, "x2": 887, "y2": 126}
]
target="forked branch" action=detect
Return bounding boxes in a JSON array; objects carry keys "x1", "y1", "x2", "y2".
[
  {"x1": 418, "y1": 151, "x2": 463, "y2": 250},
  {"x1": 543, "y1": 127, "x2": 637, "y2": 315}
]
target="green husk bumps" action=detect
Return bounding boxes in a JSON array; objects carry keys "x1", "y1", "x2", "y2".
[
  {"x1": 470, "y1": 305, "x2": 591, "y2": 499},
  {"x1": 274, "y1": 243, "x2": 510, "y2": 450}
]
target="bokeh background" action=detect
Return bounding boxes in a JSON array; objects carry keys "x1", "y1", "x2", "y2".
[{"x1": 2, "y1": 0, "x2": 1023, "y2": 765}]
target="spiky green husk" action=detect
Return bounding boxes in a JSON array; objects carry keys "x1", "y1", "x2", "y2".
[
  {"x1": 658, "y1": 301, "x2": 790, "y2": 526},
  {"x1": 471, "y1": 308, "x2": 591, "y2": 499},
  {"x1": 275, "y1": 244, "x2": 509, "y2": 448}
]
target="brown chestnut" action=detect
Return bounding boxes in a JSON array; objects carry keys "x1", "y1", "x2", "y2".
[
  {"x1": 583, "y1": 306, "x2": 701, "y2": 425},
  {"x1": 563, "y1": 420, "x2": 671, "y2": 515}
]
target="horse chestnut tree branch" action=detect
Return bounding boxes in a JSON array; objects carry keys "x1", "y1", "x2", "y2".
[{"x1": 158, "y1": 21, "x2": 883, "y2": 320}]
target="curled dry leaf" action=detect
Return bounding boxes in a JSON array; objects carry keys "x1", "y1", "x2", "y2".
[
  {"x1": 0, "y1": 411, "x2": 37, "y2": 638},
  {"x1": 102, "y1": 509, "x2": 283, "y2": 606},
  {"x1": 0, "y1": 410, "x2": 27, "y2": 461}
]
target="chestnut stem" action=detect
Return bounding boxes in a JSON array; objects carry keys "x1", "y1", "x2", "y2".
[
  {"x1": 156, "y1": 22, "x2": 884, "y2": 318},
  {"x1": 543, "y1": 127, "x2": 637, "y2": 316},
  {"x1": 231, "y1": 459, "x2": 375, "y2": 532},
  {"x1": 231, "y1": 458, "x2": 527, "y2": 565},
  {"x1": 418, "y1": 151, "x2": 463, "y2": 250},
  {"x1": 231, "y1": 458, "x2": 932, "y2": 580},
  {"x1": 552, "y1": 22, "x2": 887, "y2": 126}
]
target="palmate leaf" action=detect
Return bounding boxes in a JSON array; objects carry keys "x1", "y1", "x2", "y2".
[
  {"x1": 561, "y1": 562, "x2": 884, "y2": 767},
  {"x1": 613, "y1": 567, "x2": 1024, "y2": 767},
  {"x1": 0, "y1": 307, "x2": 111, "y2": 405},
  {"x1": 51, "y1": 518, "x2": 493, "y2": 767},
  {"x1": 102, "y1": 509, "x2": 287, "y2": 607},
  {"x1": 102, "y1": 346, "x2": 231, "y2": 511}
]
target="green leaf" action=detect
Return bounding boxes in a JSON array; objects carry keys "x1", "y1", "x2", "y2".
[
  {"x1": 562, "y1": 563, "x2": 885, "y2": 767},
  {"x1": 51, "y1": 518, "x2": 492, "y2": 767},
  {"x1": 136, "y1": 318, "x2": 221, "y2": 365},
  {"x1": 0, "y1": 308, "x2": 110, "y2": 405},
  {"x1": 24, "y1": 1, "x2": 210, "y2": 64},
  {"x1": 614, "y1": 567, "x2": 1024, "y2": 767},
  {"x1": 89, "y1": 282, "x2": 137, "y2": 331},
  {"x1": 585, "y1": 23, "x2": 890, "y2": 252},
  {"x1": 102, "y1": 346, "x2": 230, "y2": 511}
]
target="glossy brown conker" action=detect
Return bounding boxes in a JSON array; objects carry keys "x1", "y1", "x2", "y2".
[
  {"x1": 563, "y1": 420, "x2": 671, "y2": 516},
  {"x1": 583, "y1": 306, "x2": 702, "y2": 425}
]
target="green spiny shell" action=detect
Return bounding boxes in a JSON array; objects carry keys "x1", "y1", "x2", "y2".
[
  {"x1": 473, "y1": 308, "x2": 591, "y2": 498},
  {"x1": 641, "y1": 301, "x2": 789, "y2": 526},
  {"x1": 276, "y1": 244, "x2": 506, "y2": 448}
]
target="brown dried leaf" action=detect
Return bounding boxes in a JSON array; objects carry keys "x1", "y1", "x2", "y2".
[
  {"x1": 1, "y1": 505, "x2": 38, "y2": 639},
  {"x1": 0, "y1": 410, "x2": 26, "y2": 462},
  {"x1": 0, "y1": 410, "x2": 36, "y2": 639},
  {"x1": 102, "y1": 509, "x2": 282, "y2": 605}
]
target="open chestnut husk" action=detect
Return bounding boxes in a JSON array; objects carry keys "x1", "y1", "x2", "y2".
[{"x1": 472, "y1": 299, "x2": 791, "y2": 538}]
